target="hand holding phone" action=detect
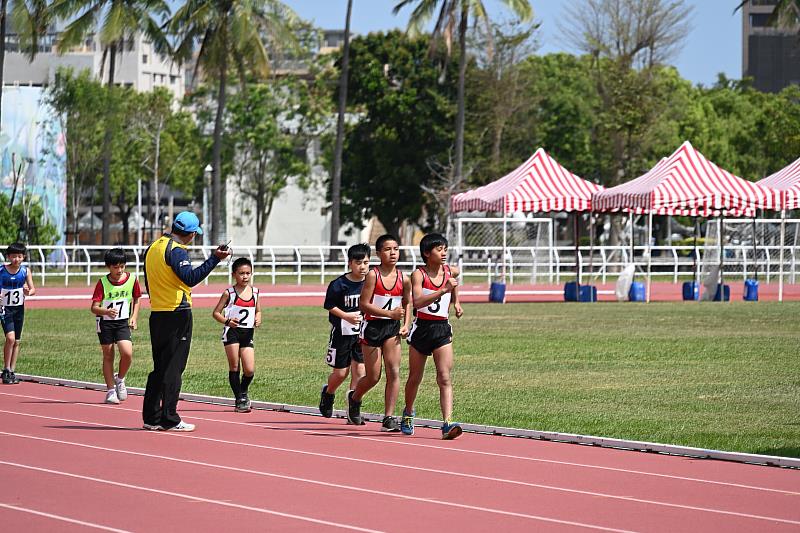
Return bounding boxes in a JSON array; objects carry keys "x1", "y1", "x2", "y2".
[{"x1": 214, "y1": 239, "x2": 233, "y2": 259}]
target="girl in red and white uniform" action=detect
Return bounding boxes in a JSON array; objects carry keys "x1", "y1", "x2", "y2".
[
  {"x1": 401, "y1": 233, "x2": 464, "y2": 440},
  {"x1": 212, "y1": 257, "x2": 262, "y2": 413},
  {"x1": 346, "y1": 234, "x2": 412, "y2": 431}
]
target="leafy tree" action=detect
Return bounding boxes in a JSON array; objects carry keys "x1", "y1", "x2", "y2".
[
  {"x1": 339, "y1": 31, "x2": 457, "y2": 240},
  {"x1": 45, "y1": 69, "x2": 106, "y2": 244},
  {"x1": 168, "y1": 0, "x2": 298, "y2": 244},
  {"x1": 393, "y1": 0, "x2": 532, "y2": 192},
  {"x1": 0, "y1": 192, "x2": 59, "y2": 245},
  {"x1": 226, "y1": 79, "x2": 317, "y2": 257},
  {"x1": 48, "y1": 0, "x2": 170, "y2": 244}
]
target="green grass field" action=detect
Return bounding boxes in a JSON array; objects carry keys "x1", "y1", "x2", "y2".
[{"x1": 17, "y1": 302, "x2": 800, "y2": 458}]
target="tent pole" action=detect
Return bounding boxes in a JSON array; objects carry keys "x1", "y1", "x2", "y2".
[
  {"x1": 646, "y1": 212, "x2": 653, "y2": 303},
  {"x1": 719, "y1": 216, "x2": 725, "y2": 302},
  {"x1": 589, "y1": 211, "x2": 595, "y2": 284},
  {"x1": 752, "y1": 216, "x2": 758, "y2": 281},
  {"x1": 629, "y1": 212, "x2": 634, "y2": 274},
  {"x1": 502, "y1": 213, "x2": 508, "y2": 283},
  {"x1": 693, "y1": 217, "x2": 699, "y2": 292},
  {"x1": 779, "y1": 209, "x2": 786, "y2": 302},
  {"x1": 574, "y1": 211, "x2": 581, "y2": 285}
]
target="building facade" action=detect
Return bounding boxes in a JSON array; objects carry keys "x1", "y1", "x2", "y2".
[{"x1": 742, "y1": 0, "x2": 800, "y2": 93}]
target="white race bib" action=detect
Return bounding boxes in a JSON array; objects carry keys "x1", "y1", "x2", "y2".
[
  {"x1": 101, "y1": 298, "x2": 130, "y2": 320},
  {"x1": 340, "y1": 316, "x2": 361, "y2": 336},
  {"x1": 420, "y1": 288, "x2": 450, "y2": 318},
  {"x1": 371, "y1": 294, "x2": 402, "y2": 320},
  {"x1": 227, "y1": 305, "x2": 255, "y2": 328},
  {"x1": 1, "y1": 288, "x2": 24, "y2": 307}
]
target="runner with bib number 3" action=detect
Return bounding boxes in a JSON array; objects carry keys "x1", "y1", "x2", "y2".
[{"x1": 401, "y1": 233, "x2": 464, "y2": 440}]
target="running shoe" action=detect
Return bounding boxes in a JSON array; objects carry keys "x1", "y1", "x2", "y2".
[
  {"x1": 9, "y1": 371, "x2": 19, "y2": 384},
  {"x1": 1, "y1": 369, "x2": 10, "y2": 384},
  {"x1": 400, "y1": 409, "x2": 415, "y2": 435},
  {"x1": 105, "y1": 389, "x2": 120, "y2": 405},
  {"x1": 381, "y1": 416, "x2": 400, "y2": 432},
  {"x1": 346, "y1": 389, "x2": 362, "y2": 425},
  {"x1": 319, "y1": 385, "x2": 335, "y2": 418},
  {"x1": 441, "y1": 420, "x2": 463, "y2": 440},
  {"x1": 234, "y1": 394, "x2": 252, "y2": 413},
  {"x1": 164, "y1": 421, "x2": 195, "y2": 432},
  {"x1": 114, "y1": 374, "x2": 127, "y2": 401},
  {"x1": 142, "y1": 423, "x2": 163, "y2": 431}
]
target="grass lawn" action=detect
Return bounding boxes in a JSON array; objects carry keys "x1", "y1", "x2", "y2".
[{"x1": 17, "y1": 302, "x2": 800, "y2": 458}]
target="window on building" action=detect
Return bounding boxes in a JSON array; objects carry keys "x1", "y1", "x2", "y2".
[
  {"x1": 751, "y1": 0, "x2": 779, "y2": 6},
  {"x1": 750, "y1": 13, "x2": 773, "y2": 27},
  {"x1": 142, "y1": 54, "x2": 148, "y2": 64},
  {"x1": 170, "y1": 75, "x2": 177, "y2": 85}
]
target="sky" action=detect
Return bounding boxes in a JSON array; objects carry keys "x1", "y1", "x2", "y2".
[{"x1": 282, "y1": 0, "x2": 742, "y2": 88}]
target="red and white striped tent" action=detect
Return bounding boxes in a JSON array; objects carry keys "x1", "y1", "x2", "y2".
[
  {"x1": 757, "y1": 156, "x2": 800, "y2": 210},
  {"x1": 450, "y1": 148, "x2": 603, "y2": 214},
  {"x1": 592, "y1": 141, "x2": 780, "y2": 216}
]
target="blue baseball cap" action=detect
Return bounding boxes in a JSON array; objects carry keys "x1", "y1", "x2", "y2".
[{"x1": 172, "y1": 211, "x2": 203, "y2": 235}]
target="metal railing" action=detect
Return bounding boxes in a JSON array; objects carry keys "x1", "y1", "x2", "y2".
[{"x1": 9, "y1": 244, "x2": 800, "y2": 287}]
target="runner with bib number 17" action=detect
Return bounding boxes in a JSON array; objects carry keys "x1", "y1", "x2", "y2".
[{"x1": 1, "y1": 243, "x2": 36, "y2": 385}]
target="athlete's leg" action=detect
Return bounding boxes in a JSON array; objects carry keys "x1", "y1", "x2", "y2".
[
  {"x1": 327, "y1": 366, "x2": 349, "y2": 394},
  {"x1": 101, "y1": 344, "x2": 116, "y2": 388},
  {"x1": 381, "y1": 335, "x2": 402, "y2": 417},
  {"x1": 225, "y1": 343, "x2": 242, "y2": 399},
  {"x1": 432, "y1": 343, "x2": 455, "y2": 422},
  {"x1": 116, "y1": 340, "x2": 133, "y2": 379},
  {"x1": 348, "y1": 359, "x2": 365, "y2": 391},
  {"x1": 352, "y1": 344, "x2": 382, "y2": 402},
  {"x1": 3, "y1": 331, "x2": 14, "y2": 370},
  {"x1": 239, "y1": 346, "x2": 255, "y2": 394},
  {"x1": 404, "y1": 345, "x2": 428, "y2": 415}
]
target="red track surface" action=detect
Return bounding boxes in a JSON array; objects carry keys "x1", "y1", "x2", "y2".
[
  {"x1": 1, "y1": 382, "x2": 798, "y2": 532},
  {"x1": 25, "y1": 281, "x2": 800, "y2": 310}
]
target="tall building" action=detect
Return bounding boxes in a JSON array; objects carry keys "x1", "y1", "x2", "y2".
[
  {"x1": 3, "y1": 25, "x2": 184, "y2": 99},
  {"x1": 742, "y1": 0, "x2": 800, "y2": 93}
]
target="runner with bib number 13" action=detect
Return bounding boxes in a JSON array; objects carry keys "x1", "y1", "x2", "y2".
[{"x1": 1, "y1": 243, "x2": 35, "y2": 385}]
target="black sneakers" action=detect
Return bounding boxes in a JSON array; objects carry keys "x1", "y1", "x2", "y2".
[
  {"x1": 346, "y1": 390, "x2": 362, "y2": 425},
  {"x1": 1, "y1": 369, "x2": 11, "y2": 384},
  {"x1": 381, "y1": 416, "x2": 400, "y2": 432},
  {"x1": 235, "y1": 393, "x2": 252, "y2": 413},
  {"x1": 10, "y1": 372, "x2": 18, "y2": 384},
  {"x1": 319, "y1": 385, "x2": 335, "y2": 418}
]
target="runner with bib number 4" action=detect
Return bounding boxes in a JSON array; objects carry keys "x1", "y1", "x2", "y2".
[
  {"x1": 401, "y1": 233, "x2": 464, "y2": 440},
  {"x1": 347, "y1": 234, "x2": 412, "y2": 431},
  {"x1": 212, "y1": 257, "x2": 262, "y2": 413}
]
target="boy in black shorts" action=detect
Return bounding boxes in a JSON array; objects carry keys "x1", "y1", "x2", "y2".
[
  {"x1": 1, "y1": 243, "x2": 36, "y2": 384},
  {"x1": 401, "y1": 233, "x2": 464, "y2": 439},
  {"x1": 319, "y1": 244, "x2": 371, "y2": 420},
  {"x1": 90, "y1": 248, "x2": 141, "y2": 404}
]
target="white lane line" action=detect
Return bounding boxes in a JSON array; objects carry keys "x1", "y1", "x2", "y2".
[
  {"x1": 0, "y1": 430, "x2": 633, "y2": 532},
  {"x1": 3, "y1": 390, "x2": 799, "y2": 497},
  {"x1": 0, "y1": 502, "x2": 131, "y2": 532},
  {"x1": 2, "y1": 416, "x2": 799, "y2": 528},
  {"x1": 0, "y1": 460, "x2": 381, "y2": 533}
]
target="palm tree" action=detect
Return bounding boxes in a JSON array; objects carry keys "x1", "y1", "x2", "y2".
[
  {"x1": 393, "y1": 0, "x2": 532, "y2": 187},
  {"x1": 329, "y1": 0, "x2": 353, "y2": 250},
  {"x1": 168, "y1": 0, "x2": 297, "y2": 245},
  {"x1": 49, "y1": 0, "x2": 170, "y2": 244}
]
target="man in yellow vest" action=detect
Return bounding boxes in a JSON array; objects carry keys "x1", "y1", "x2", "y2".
[{"x1": 142, "y1": 211, "x2": 231, "y2": 431}]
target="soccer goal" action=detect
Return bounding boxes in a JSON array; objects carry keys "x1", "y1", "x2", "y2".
[{"x1": 454, "y1": 217, "x2": 554, "y2": 284}]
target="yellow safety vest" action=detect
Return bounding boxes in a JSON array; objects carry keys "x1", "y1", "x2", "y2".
[{"x1": 144, "y1": 235, "x2": 192, "y2": 311}]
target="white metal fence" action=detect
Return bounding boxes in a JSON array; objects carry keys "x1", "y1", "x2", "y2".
[{"x1": 11, "y1": 241, "x2": 800, "y2": 286}]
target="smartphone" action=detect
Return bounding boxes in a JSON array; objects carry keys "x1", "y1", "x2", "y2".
[{"x1": 219, "y1": 239, "x2": 232, "y2": 251}]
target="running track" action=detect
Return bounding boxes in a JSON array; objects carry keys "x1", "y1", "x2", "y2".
[{"x1": 1, "y1": 382, "x2": 798, "y2": 532}]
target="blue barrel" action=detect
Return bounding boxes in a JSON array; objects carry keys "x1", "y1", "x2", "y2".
[
  {"x1": 564, "y1": 281, "x2": 579, "y2": 302},
  {"x1": 489, "y1": 281, "x2": 506, "y2": 303},
  {"x1": 629, "y1": 281, "x2": 646, "y2": 302},
  {"x1": 713, "y1": 284, "x2": 730, "y2": 302},
  {"x1": 579, "y1": 285, "x2": 597, "y2": 302},
  {"x1": 743, "y1": 279, "x2": 759, "y2": 301},
  {"x1": 682, "y1": 281, "x2": 700, "y2": 301}
]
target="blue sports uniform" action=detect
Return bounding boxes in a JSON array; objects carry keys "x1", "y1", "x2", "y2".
[
  {"x1": 323, "y1": 274, "x2": 364, "y2": 368},
  {"x1": 0, "y1": 265, "x2": 28, "y2": 339}
]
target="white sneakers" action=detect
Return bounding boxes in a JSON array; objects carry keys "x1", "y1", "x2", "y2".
[
  {"x1": 114, "y1": 374, "x2": 127, "y2": 401},
  {"x1": 105, "y1": 389, "x2": 120, "y2": 404},
  {"x1": 142, "y1": 421, "x2": 196, "y2": 432}
]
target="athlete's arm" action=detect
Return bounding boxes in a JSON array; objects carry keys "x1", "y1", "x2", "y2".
[
  {"x1": 411, "y1": 269, "x2": 445, "y2": 309},
  {"x1": 24, "y1": 268, "x2": 35, "y2": 296},
  {"x1": 328, "y1": 306, "x2": 361, "y2": 324},
  {"x1": 130, "y1": 297, "x2": 140, "y2": 330},
  {"x1": 169, "y1": 246, "x2": 221, "y2": 287},
  {"x1": 359, "y1": 270, "x2": 399, "y2": 319},
  {"x1": 90, "y1": 280, "x2": 115, "y2": 318},
  {"x1": 400, "y1": 275, "x2": 413, "y2": 333},
  {"x1": 450, "y1": 265, "x2": 464, "y2": 318},
  {"x1": 212, "y1": 291, "x2": 233, "y2": 326},
  {"x1": 254, "y1": 290, "x2": 263, "y2": 328}
]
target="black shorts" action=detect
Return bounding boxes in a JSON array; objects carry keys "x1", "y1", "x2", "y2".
[
  {"x1": 1, "y1": 306, "x2": 25, "y2": 339},
  {"x1": 326, "y1": 327, "x2": 364, "y2": 368},
  {"x1": 407, "y1": 318, "x2": 452, "y2": 356},
  {"x1": 359, "y1": 319, "x2": 400, "y2": 348},
  {"x1": 97, "y1": 318, "x2": 132, "y2": 345},
  {"x1": 223, "y1": 327, "x2": 255, "y2": 348}
]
